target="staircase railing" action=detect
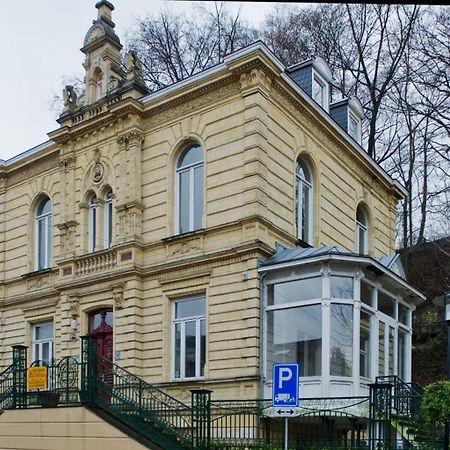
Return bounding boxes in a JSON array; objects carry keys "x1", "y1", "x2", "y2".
[
  {"x1": 376, "y1": 375, "x2": 422, "y2": 418},
  {"x1": 81, "y1": 336, "x2": 197, "y2": 450},
  {"x1": 0, "y1": 364, "x2": 14, "y2": 410}
]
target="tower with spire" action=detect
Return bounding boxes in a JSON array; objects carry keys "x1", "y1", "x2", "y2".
[{"x1": 59, "y1": 1, "x2": 148, "y2": 119}]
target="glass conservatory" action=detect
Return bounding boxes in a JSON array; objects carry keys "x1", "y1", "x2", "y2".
[{"x1": 258, "y1": 246, "x2": 424, "y2": 399}]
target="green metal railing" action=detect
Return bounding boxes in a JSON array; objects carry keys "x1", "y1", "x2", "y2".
[
  {"x1": 1, "y1": 343, "x2": 446, "y2": 450},
  {"x1": 81, "y1": 335, "x2": 194, "y2": 450}
]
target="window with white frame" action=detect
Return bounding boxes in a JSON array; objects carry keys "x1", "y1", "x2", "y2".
[
  {"x1": 176, "y1": 144, "x2": 204, "y2": 234},
  {"x1": 312, "y1": 75, "x2": 327, "y2": 108},
  {"x1": 32, "y1": 322, "x2": 53, "y2": 364},
  {"x1": 88, "y1": 194, "x2": 97, "y2": 252},
  {"x1": 330, "y1": 304, "x2": 353, "y2": 376},
  {"x1": 94, "y1": 69, "x2": 103, "y2": 101},
  {"x1": 360, "y1": 311, "x2": 371, "y2": 378},
  {"x1": 35, "y1": 197, "x2": 52, "y2": 270},
  {"x1": 356, "y1": 205, "x2": 368, "y2": 254},
  {"x1": 104, "y1": 188, "x2": 113, "y2": 248},
  {"x1": 348, "y1": 112, "x2": 360, "y2": 142},
  {"x1": 295, "y1": 159, "x2": 313, "y2": 244},
  {"x1": 173, "y1": 296, "x2": 206, "y2": 380}
]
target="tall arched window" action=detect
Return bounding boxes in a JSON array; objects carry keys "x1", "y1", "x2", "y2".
[
  {"x1": 88, "y1": 194, "x2": 97, "y2": 252},
  {"x1": 356, "y1": 204, "x2": 368, "y2": 254},
  {"x1": 35, "y1": 197, "x2": 52, "y2": 270},
  {"x1": 104, "y1": 189, "x2": 113, "y2": 249},
  {"x1": 295, "y1": 159, "x2": 313, "y2": 244},
  {"x1": 176, "y1": 144, "x2": 204, "y2": 234}
]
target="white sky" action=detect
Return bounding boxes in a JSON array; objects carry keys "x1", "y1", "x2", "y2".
[{"x1": 0, "y1": 1, "x2": 288, "y2": 162}]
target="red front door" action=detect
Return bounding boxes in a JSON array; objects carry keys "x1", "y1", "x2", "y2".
[{"x1": 88, "y1": 309, "x2": 113, "y2": 399}]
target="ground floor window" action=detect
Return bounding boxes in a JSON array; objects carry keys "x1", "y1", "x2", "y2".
[
  {"x1": 32, "y1": 322, "x2": 53, "y2": 364},
  {"x1": 173, "y1": 296, "x2": 206, "y2": 380},
  {"x1": 330, "y1": 304, "x2": 353, "y2": 376}
]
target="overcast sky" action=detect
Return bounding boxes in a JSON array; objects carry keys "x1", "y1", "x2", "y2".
[{"x1": 0, "y1": 1, "x2": 284, "y2": 162}]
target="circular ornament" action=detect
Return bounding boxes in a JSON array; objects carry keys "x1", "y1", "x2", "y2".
[{"x1": 92, "y1": 162, "x2": 104, "y2": 183}]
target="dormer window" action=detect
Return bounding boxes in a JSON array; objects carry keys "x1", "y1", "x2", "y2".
[
  {"x1": 313, "y1": 75, "x2": 326, "y2": 108},
  {"x1": 348, "y1": 112, "x2": 361, "y2": 142}
]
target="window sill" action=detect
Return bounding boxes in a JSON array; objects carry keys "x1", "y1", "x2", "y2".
[
  {"x1": 163, "y1": 228, "x2": 205, "y2": 243},
  {"x1": 21, "y1": 268, "x2": 52, "y2": 279}
]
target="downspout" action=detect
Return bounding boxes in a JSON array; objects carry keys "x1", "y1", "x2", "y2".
[{"x1": 259, "y1": 269, "x2": 267, "y2": 400}]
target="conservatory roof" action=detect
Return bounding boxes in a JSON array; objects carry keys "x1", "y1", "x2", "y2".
[{"x1": 258, "y1": 244, "x2": 425, "y2": 303}]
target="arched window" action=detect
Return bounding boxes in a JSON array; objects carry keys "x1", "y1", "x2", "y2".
[
  {"x1": 104, "y1": 189, "x2": 113, "y2": 249},
  {"x1": 35, "y1": 197, "x2": 52, "y2": 270},
  {"x1": 88, "y1": 195, "x2": 97, "y2": 252},
  {"x1": 356, "y1": 204, "x2": 368, "y2": 254},
  {"x1": 176, "y1": 144, "x2": 204, "y2": 234},
  {"x1": 94, "y1": 69, "x2": 103, "y2": 101},
  {"x1": 295, "y1": 159, "x2": 313, "y2": 244}
]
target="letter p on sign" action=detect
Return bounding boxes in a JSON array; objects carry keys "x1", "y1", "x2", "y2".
[{"x1": 278, "y1": 368, "x2": 292, "y2": 389}]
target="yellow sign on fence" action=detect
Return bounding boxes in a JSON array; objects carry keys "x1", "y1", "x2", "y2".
[{"x1": 27, "y1": 366, "x2": 48, "y2": 390}]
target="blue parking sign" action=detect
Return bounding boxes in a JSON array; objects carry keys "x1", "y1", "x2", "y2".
[{"x1": 272, "y1": 363, "x2": 299, "y2": 407}]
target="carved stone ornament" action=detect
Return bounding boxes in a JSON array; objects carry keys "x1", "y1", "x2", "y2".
[
  {"x1": 92, "y1": 162, "x2": 104, "y2": 183},
  {"x1": 239, "y1": 68, "x2": 272, "y2": 92},
  {"x1": 69, "y1": 296, "x2": 80, "y2": 317},
  {"x1": 113, "y1": 285, "x2": 125, "y2": 309},
  {"x1": 85, "y1": 24, "x2": 105, "y2": 45}
]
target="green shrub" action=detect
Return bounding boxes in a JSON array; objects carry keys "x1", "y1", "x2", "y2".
[{"x1": 421, "y1": 380, "x2": 450, "y2": 425}]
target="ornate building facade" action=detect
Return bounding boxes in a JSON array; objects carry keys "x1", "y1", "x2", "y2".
[{"x1": 0, "y1": 0, "x2": 423, "y2": 412}]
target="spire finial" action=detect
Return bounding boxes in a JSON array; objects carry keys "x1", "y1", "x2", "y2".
[{"x1": 95, "y1": 1, "x2": 114, "y2": 22}]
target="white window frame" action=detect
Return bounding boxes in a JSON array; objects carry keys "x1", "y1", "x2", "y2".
[
  {"x1": 295, "y1": 160, "x2": 313, "y2": 244},
  {"x1": 88, "y1": 195, "x2": 97, "y2": 253},
  {"x1": 312, "y1": 73, "x2": 328, "y2": 110},
  {"x1": 35, "y1": 198, "x2": 52, "y2": 270},
  {"x1": 104, "y1": 189, "x2": 113, "y2": 249},
  {"x1": 175, "y1": 146, "x2": 204, "y2": 234},
  {"x1": 32, "y1": 322, "x2": 54, "y2": 364},
  {"x1": 356, "y1": 206, "x2": 368, "y2": 254},
  {"x1": 348, "y1": 111, "x2": 361, "y2": 143},
  {"x1": 172, "y1": 296, "x2": 206, "y2": 380}
]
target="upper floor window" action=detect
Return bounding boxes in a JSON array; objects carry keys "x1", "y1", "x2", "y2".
[
  {"x1": 348, "y1": 113, "x2": 360, "y2": 142},
  {"x1": 104, "y1": 189, "x2": 113, "y2": 249},
  {"x1": 88, "y1": 194, "x2": 97, "y2": 253},
  {"x1": 35, "y1": 197, "x2": 52, "y2": 270},
  {"x1": 295, "y1": 159, "x2": 313, "y2": 244},
  {"x1": 313, "y1": 75, "x2": 325, "y2": 107},
  {"x1": 356, "y1": 205, "x2": 368, "y2": 254},
  {"x1": 176, "y1": 144, "x2": 204, "y2": 234}
]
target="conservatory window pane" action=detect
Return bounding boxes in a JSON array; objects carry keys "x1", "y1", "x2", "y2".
[
  {"x1": 269, "y1": 277, "x2": 322, "y2": 306},
  {"x1": 379, "y1": 322, "x2": 385, "y2": 376},
  {"x1": 330, "y1": 304, "x2": 353, "y2": 376},
  {"x1": 378, "y1": 291, "x2": 395, "y2": 318},
  {"x1": 388, "y1": 326, "x2": 395, "y2": 375},
  {"x1": 398, "y1": 330, "x2": 407, "y2": 380},
  {"x1": 398, "y1": 304, "x2": 409, "y2": 326},
  {"x1": 330, "y1": 276, "x2": 353, "y2": 299},
  {"x1": 360, "y1": 282, "x2": 373, "y2": 307},
  {"x1": 267, "y1": 305, "x2": 322, "y2": 378},
  {"x1": 360, "y1": 311, "x2": 371, "y2": 378}
]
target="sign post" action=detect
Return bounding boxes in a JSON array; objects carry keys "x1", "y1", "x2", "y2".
[{"x1": 272, "y1": 363, "x2": 300, "y2": 450}]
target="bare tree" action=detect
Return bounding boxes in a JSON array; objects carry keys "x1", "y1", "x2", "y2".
[{"x1": 126, "y1": 2, "x2": 257, "y2": 92}]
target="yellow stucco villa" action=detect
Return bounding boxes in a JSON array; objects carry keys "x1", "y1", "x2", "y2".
[{"x1": 0, "y1": 2, "x2": 425, "y2": 449}]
